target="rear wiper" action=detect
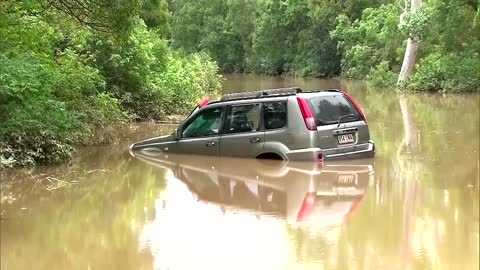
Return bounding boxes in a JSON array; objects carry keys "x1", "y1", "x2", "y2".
[{"x1": 337, "y1": 113, "x2": 355, "y2": 127}]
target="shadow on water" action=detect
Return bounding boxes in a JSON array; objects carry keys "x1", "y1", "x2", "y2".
[{"x1": 0, "y1": 75, "x2": 478, "y2": 270}]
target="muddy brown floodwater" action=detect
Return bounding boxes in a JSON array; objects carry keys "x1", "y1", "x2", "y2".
[{"x1": 1, "y1": 74, "x2": 479, "y2": 270}]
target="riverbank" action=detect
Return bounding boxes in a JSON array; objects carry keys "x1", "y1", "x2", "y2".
[{"x1": 0, "y1": 122, "x2": 176, "y2": 216}]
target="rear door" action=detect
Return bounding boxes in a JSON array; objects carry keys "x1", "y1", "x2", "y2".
[
  {"x1": 219, "y1": 103, "x2": 264, "y2": 158},
  {"x1": 177, "y1": 106, "x2": 224, "y2": 156},
  {"x1": 307, "y1": 93, "x2": 370, "y2": 149}
]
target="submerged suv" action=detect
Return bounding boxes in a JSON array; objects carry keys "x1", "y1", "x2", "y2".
[{"x1": 130, "y1": 87, "x2": 375, "y2": 161}]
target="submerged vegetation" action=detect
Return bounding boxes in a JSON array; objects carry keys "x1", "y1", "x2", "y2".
[{"x1": 1, "y1": 0, "x2": 478, "y2": 168}]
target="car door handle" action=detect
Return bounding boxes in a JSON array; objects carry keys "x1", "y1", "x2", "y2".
[
  {"x1": 249, "y1": 137, "x2": 261, "y2": 143},
  {"x1": 205, "y1": 141, "x2": 216, "y2": 147}
]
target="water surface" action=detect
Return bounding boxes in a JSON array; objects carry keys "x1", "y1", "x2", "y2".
[{"x1": 1, "y1": 75, "x2": 479, "y2": 270}]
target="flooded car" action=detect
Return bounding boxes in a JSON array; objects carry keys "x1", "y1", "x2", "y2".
[{"x1": 130, "y1": 87, "x2": 375, "y2": 161}]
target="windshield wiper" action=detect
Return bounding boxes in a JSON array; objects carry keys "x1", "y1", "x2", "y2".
[{"x1": 337, "y1": 113, "x2": 355, "y2": 127}]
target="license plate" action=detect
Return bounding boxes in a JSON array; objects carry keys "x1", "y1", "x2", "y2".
[{"x1": 337, "y1": 133, "x2": 355, "y2": 144}]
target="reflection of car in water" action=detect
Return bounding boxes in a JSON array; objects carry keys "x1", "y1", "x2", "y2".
[
  {"x1": 132, "y1": 150, "x2": 375, "y2": 226},
  {"x1": 133, "y1": 151, "x2": 375, "y2": 270}
]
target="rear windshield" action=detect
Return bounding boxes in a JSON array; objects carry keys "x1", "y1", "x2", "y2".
[{"x1": 308, "y1": 94, "x2": 360, "y2": 126}]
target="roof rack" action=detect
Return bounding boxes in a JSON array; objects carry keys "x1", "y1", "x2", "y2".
[{"x1": 221, "y1": 87, "x2": 303, "y2": 101}]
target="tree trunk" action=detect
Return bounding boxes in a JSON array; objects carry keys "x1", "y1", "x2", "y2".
[
  {"x1": 398, "y1": 39, "x2": 420, "y2": 83},
  {"x1": 398, "y1": 0, "x2": 422, "y2": 84}
]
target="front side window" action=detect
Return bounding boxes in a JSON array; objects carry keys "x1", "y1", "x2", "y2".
[
  {"x1": 225, "y1": 104, "x2": 260, "y2": 133},
  {"x1": 182, "y1": 107, "x2": 224, "y2": 138},
  {"x1": 263, "y1": 102, "x2": 287, "y2": 130}
]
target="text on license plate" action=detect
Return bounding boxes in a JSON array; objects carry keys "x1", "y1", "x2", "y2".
[
  {"x1": 337, "y1": 133, "x2": 355, "y2": 144},
  {"x1": 337, "y1": 174, "x2": 355, "y2": 185}
]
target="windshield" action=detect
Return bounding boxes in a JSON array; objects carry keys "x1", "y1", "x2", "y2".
[{"x1": 308, "y1": 94, "x2": 361, "y2": 125}]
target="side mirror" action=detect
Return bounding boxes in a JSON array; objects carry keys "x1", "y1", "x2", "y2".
[{"x1": 173, "y1": 128, "x2": 180, "y2": 141}]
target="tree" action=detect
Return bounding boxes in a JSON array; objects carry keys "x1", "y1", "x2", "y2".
[
  {"x1": 397, "y1": 0, "x2": 422, "y2": 84},
  {"x1": 141, "y1": 0, "x2": 171, "y2": 38}
]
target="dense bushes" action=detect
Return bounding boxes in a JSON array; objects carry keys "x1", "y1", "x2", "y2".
[
  {"x1": 331, "y1": 4, "x2": 403, "y2": 80},
  {"x1": 246, "y1": 0, "x2": 341, "y2": 76},
  {"x1": 91, "y1": 25, "x2": 221, "y2": 120},
  {"x1": 169, "y1": 0, "x2": 479, "y2": 92},
  {"x1": 332, "y1": 0, "x2": 480, "y2": 92},
  {"x1": 170, "y1": 0, "x2": 390, "y2": 77},
  {"x1": 407, "y1": 51, "x2": 480, "y2": 93},
  {"x1": 0, "y1": 53, "x2": 81, "y2": 167},
  {"x1": 0, "y1": 1, "x2": 221, "y2": 168},
  {"x1": 170, "y1": 0, "x2": 342, "y2": 76},
  {"x1": 0, "y1": 48, "x2": 125, "y2": 167}
]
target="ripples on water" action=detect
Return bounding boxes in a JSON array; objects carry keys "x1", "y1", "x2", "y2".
[{"x1": 1, "y1": 75, "x2": 479, "y2": 270}]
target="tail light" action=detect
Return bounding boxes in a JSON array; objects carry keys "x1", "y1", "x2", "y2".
[
  {"x1": 296, "y1": 97, "x2": 317, "y2": 131},
  {"x1": 296, "y1": 192, "x2": 316, "y2": 222},
  {"x1": 341, "y1": 91, "x2": 367, "y2": 125}
]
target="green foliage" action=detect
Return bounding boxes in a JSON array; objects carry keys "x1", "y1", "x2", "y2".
[
  {"x1": 331, "y1": 4, "x2": 403, "y2": 79},
  {"x1": 288, "y1": 22, "x2": 341, "y2": 77},
  {"x1": 169, "y1": 0, "x2": 391, "y2": 77},
  {"x1": 0, "y1": 53, "x2": 80, "y2": 168},
  {"x1": 156, "y1": 52, "x2": 222, "y2": 113},
  {"x1": 246, "y1": 0, "x2": 343, "y2": 76},
  {"x1": 398, "y1": 5, "x2": 433, "y2": 40},
  {"x1": 407, "y1": 50, "x2": 480, "y2": 92},
  {"x1": 0, "y1": 53, "x2": 81, "y2": 137},
  {"x1": 170, "y1": 0, "x2": 253, "y2": 73},
  {"x1": 333, "y1": 0, "x2": 480, "y2": 92},
  {"x1": 91, "y1": 22, "x2": 169, "y2": 119},
  {"x1": 404, "y1": 0, "x2": 480, "y2": 92},
  {"x1": 38, "y1": 0, "x2": 143, "y2": 38},
  {"x1": 246, "y1": 0, "x2": 288, "y2": 75},
  {"x1": 367, "y1": 61, "x2": 398, "y2": 88},
  {"x1": 92, "y1": 22, "x2": 221, "y2": 120},
  {"x1": 141, "y1": 0, "x2": 171, "y2": 37},
  {"x1": 0, "y1": 1, "x2": 222, "y2": 168}
]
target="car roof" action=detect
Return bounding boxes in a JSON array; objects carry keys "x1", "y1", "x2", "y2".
[{"x1": 205, "y1": 87, "x2": 342, "y2": 108}]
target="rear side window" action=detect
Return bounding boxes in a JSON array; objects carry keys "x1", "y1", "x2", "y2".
[
  {"x1": 263, "y1": 102, "x2": 287, "y2": 130},
  {"x1": 225, "y1": 104, "x2": 261, "y2": 133},
  {"x1": 308, "y1": 95, "x2": 360, "y2": 125}
]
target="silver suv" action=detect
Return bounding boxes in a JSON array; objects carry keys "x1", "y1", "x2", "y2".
[{"x1": 130, "y1": 87, "x2": 375, "y2": 161}]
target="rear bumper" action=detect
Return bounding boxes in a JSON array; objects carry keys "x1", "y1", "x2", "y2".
[
  {"x1": 324, "y1": 140, "x2": 375, "y2": 161},
  {"x1": 285, "y1": 140, "x2": 375, "y2": 161}
]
